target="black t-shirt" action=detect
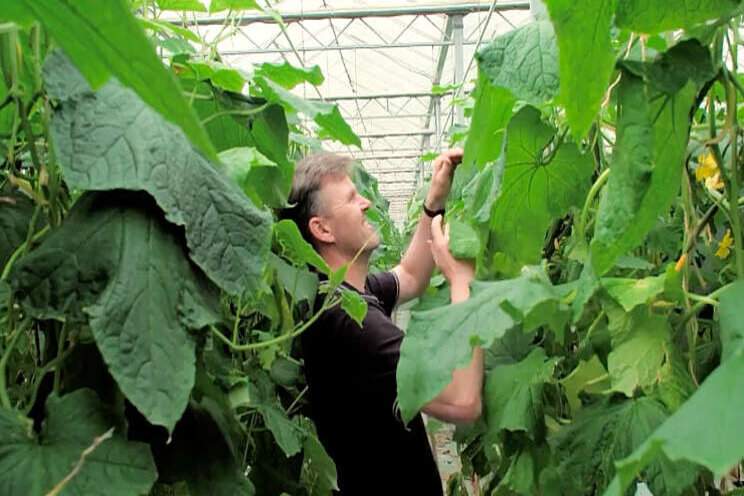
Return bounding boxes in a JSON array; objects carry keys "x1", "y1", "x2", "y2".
[{"x1": 301, "y1": 271, "x2": 443, "y2": 496}]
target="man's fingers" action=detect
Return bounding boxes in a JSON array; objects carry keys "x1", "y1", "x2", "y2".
[
  {"x1": 431, "y1": 215, "x2": 445, "y2": 245},
  {"x1": 443, "y1": 147, "x2": 464, "y2": 165},
  {"x1": 444, "y1": 221, "x2": 450, "y2": 241}
]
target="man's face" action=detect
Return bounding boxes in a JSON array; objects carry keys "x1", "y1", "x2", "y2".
[{"x1": 314, "y1": 175, "x2": 380, "y2": 257}]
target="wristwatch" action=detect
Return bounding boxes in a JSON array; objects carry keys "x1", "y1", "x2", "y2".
[{"x1": 422, "y1": 203, "x2": 445, "y2": 218}]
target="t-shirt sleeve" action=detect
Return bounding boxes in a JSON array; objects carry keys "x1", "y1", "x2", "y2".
[{"x1": 364, "y1": 271, "x2": 399, "y2": 316}]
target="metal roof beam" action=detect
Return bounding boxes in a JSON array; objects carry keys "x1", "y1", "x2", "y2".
[
  {"x1": 182, "y1": 3, "x2": 529, "y2": 25},
  {"x1": 356, "y1": 130, "x2": 433, "y2": 138},
  {"x1": 311, "y1": 91, "x2": 451, "y2": 101},
  {"x1": 221, "y1": 39, "x2": 481, "y2": 55}
]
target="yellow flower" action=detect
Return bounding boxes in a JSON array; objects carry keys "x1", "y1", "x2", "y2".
[
  {"x1": 696, "y1": 152, "x2": 718, "y2": 181},
  {"x1": 705, "y1": 173, "x2": 725, "y2": 190},
  {"x1": 716, "y1": 229, "x2": 733, "y2": 259},
  {"x1": 696, "y1": 152, "x2": 725, "y2": 190}
]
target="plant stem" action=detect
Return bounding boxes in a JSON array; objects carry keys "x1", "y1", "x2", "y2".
[
  {"x1": 724, "y1": 69, "x2": 744, "y2": 279},
  {"x1": 0, "y1": 221, "x2": 49, "y2": 280},
  {"x1": 575, "y1": 168, "x2": 611, "y2": 248},
  {"x1": 232, "y1": 295, "x2": 242, "y2": 344},
  {"x1": 53, "y1": 324, "x2": 68, "y2": 395},
  {"x1": 200, "y1": 104, "x2": 270, "y2": 125},
  {"x1": 0, "y1": 327, "x2": 23, "y2": 408},
  {"x1": 677, "y1": 284, "x2": 730, "y2": 331},
  {"x1": 211, "y1": 296, "x2": 341, "y2": 352},
  {"x1": 684, "y1": 204, "x2": 719, "y2": 254},
  {"x1": 26, "y1": 343, "x2": 74, "y2": 414}
]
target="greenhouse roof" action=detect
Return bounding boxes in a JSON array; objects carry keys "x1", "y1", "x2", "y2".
[{"x1": 171, "y1": 1, "x2": 535, "y2": 223}]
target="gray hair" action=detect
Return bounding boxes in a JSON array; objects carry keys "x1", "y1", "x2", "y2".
[{"x1": 280, "y1": 152, "x2": 353, "y2": 245}]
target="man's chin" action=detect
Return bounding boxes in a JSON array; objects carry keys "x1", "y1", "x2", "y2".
[{"x1": 361, "y1": 233, "x2": 381, "y2": 253}]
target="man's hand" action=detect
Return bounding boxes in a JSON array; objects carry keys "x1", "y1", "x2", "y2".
[
  {"x1": 429, "y1": 215, "x2": 475, "y2": 294},
  {"x1": 425, "y1": 148, "x2": 463, "y2": 211}
]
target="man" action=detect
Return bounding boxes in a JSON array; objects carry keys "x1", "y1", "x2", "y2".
[{"x1": 281, "y1": 150, "x2": 483, "y2": 495}]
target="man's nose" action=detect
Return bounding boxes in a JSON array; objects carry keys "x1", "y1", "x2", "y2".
[{"x1": 359, "y1": 195, "x2": 372, "y2": 211}]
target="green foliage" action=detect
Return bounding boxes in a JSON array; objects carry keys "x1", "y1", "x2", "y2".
[
  {"x1": 601, "y1": 274, "x2": 667, "y2": 311},
  {"x1": 11, "y1": 192, "x2": 220, "y2": 432},
  {"x1": 485, "y1": 348, "x2": 557, "y2": 439},
  {"x1": 340, "y1": 290, "x2": 367, "y2": 328},
  {"x1": 273, "y1": 220, "x2": 330, "y2": 274},
  {"x1": 591, "y1": 73, "x2": 696, "y2": 275},
  {"x1": 45, "y1": 52, "x2": 273, "y2": 295},
  {"x1": 219, "y1": 147, "x2": 293, "y2": 209},
  {"x1": 3, "y1": 2, "x2": 744, "y2": 495},
  {"x1": 0, "y1": 389, "x2": 157, "y2": 496},
  {"x1": 489, "y1": 106, "x2": 593, "y2": 268},
  {"x1": 559, "y1": 355, "x2": 609, "y2": 413},
  {"x1": 476, "y1": 19, "x2": 559, "y2": 104},
  {"x1": 253, "y1": 62, "x2": 324, "y2": 89},
  {"x1": 351, "y1": 163, "x2": 403, "y2": 271},
  {"x1": 448, "y1": 218, "x2": 481, "y2": 259},
  {"x1": 543, "y1": 0, "x2": 614, "y2": 138},
  {"x1": 0, "y1": 186, "x2": 35, "y2": 270},
  {"x1": 555, "y1": 397, "x2": 699, "y2": 496},
  {"x1": 252, "y1": 77, "x2": 360, "y2": 147},
  {"x1": 615, "y1": 0, "x2": 741, "y2": 34},
  {"x1": 3, "y1": 0, "x2": 217, "y2": 159},
  {"x1": 397, "y1": 266, "x2": 568, "y2": 423},
  {"x1": 605, "y1": 306, "x2": 670, "y2": 396}
]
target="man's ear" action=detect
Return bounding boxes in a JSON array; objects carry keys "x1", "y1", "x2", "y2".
[{"x1": 308, "y1": 216, "x2": 334, "y2": 245}]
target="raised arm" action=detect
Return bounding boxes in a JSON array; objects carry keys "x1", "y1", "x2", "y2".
[
  {"x1": 420, "y1": 215, "x2": 483, "y2": 424},
  {"x1": 392, "y1": 148, "x2": 463, "y2": 304}
]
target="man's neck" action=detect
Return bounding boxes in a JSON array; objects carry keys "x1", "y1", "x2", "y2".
[{"x1": 321, "y1": 249, "x2": 369, "y2": 292}]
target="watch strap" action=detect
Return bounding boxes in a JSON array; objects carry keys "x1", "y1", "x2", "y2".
[{"x1": 423, "y1": 203, "x2": 445, "y2": 218}]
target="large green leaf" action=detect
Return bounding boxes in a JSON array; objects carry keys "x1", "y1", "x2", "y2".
[
  {"x1": 485, "y1": 348, "x2": 557, "y2": 440},
  {"x1": 253, "y1": 61, "x2": 324, "y2": 89},
  {"x1": 543, "y1": 0, "x2": 615, "y2": 138},
  {"x1": 184, "y1": 60, "x2": 246, "y2": 93},
  {"x1": 269, "y1": 253, "x2": 319, "y2": 305},
  {"x1": 590, "y1": 74, "x2": 695, "y2": 275},
  {"x1": 298, "y1": 416, "x2": 339, "y2": 496},
  {"x1": 181, "y1": 75, "x2": 290, "y2": 167},
  {"x1": 0, "y1": 186, "x2": 35, "y2": 270},
  {"x1": 719, "y1": 280, "x2": 744, "y2": 361},
  {"x1": 448, "y1": 218, "x2": 481, "y2": 259},
  {"x1": 209, "y1": 0, "x2": 262, "y2": 12},
  {"x1": 340, "y1": 289, "x2": 368, "y2": 328},
  {"x1": 619, "y1": 40, "x2": 715, "y2": 95},
  {"x1": 157, "y1": 0, "x2": 208, "y2": 11},
  {"x1": 461, "y1": 73, "x2": 515, "y2": 173},
  {"x1": 3, "y1": 0, "x2": 216, "y2": 159},
  {"x1": 464, "y1": 153, "x2": 505, "y2": 225},
  {"x1": 604, "y1": 352, "x2": 744, "y2": 495},
  {"x1": 560, "y1": 355, "x2": 609, "y2": 413},
  {"x1": 0, "y1": 389, "x2": 157, "y2": 496},
  {"x1": 397, "y1": 266, "x2": 568, "y2": 423},
  {"x1": 219, "y1": 146, "x2": 293, "y2": 208},
  {"x1": 44, "y1": 52, "x2": 272, "y2": 295},
  {"x1": 554, "y1": 397, "x2": 699, "y2": 496},
  {"x1": 11, "y1": 192, "x2": 221, "y2": 432},
  {"x1": 489, "y1": 106, "x2": 594, "y2": 267},
  {"x1": 615, "y1": 0, "x2": 740, "y2": 34},
  {"x1": 229, "y1": 378, "x2": 304, "y2": 457},
  {"x1": 273, "y1": 220, "x2": 330, "y2": 274},
  {"x1": 606, "y1": 307, "x2": 670, "y2": 396},
  {"x1": 601, "y1": 274, "x2": 667, "y2": 311},
  {"x1": 477, "y1": 19, "x2": 559, "y2": 104},
  {"x1": 252, "y1": 76, "x2": 360, "y2": 147}
]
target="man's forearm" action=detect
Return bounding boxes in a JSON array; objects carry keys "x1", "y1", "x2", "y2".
[{"x1": 422, "y1": 281, "x2": 484, "y2": 423}]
